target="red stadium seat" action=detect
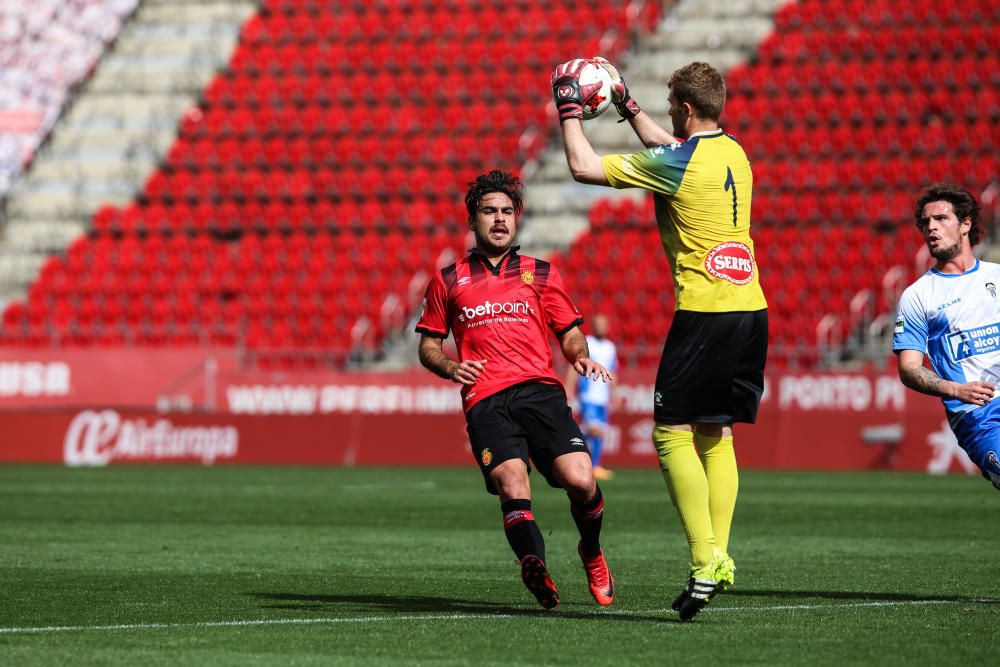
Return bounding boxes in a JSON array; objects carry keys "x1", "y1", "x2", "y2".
[{"x1": 13, "y1": 0, "x2": 988, "y2": 371}]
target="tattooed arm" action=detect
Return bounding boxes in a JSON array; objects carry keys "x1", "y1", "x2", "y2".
[{"x1": 897, "y1": 349, "x2": 996, "y2": 406}]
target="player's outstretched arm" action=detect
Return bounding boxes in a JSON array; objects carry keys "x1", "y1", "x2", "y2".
[
  {"x1": 897, "y1": 349, "x2": 996, "y2": 406},
  {"x1": 626, "y1": 111, "x2": 679, "y2": 148},
  {"x1": 559, "y1": 326, "x2": 614, "y2": 383},
  {"x1": 591, "y1": 56, "x2": 677, "y2": 148},
  {"x1": 551, "y1": 59, "x2": 609, "y2": 186},
  {"x1": 418, "y1": 334, "x2": 486, "y2": 385},
  {"x1": 559, "y1": 120, "x2": 609, "y2": 185}
]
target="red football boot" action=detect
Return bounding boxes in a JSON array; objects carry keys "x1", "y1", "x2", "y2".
[
  {"x1": 578, "y1": 542, "x2": 614, "y2": 606},
  {"x1": 520, "y1": 555, "x2": 560, "y2": 609}
]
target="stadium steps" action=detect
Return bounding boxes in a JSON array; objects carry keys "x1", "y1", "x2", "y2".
[
  {"x1": 518, "y1": 0, "x2": 787, "y2": 257},
  {"x1": 0, "y1": 0, "x2": 256, "y2": 299}
]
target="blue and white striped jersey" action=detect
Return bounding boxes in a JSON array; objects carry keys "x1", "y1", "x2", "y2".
[
  {"x1": 577, "y1": 335, "x2": 618, "y2": 406},
  {"x1": 893, "y1": 259, "x2": 1000, "y2": 422}
]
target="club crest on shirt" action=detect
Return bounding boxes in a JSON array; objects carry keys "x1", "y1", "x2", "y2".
[
  {"x1": 987, "y1": 282, "x2": 997, "y2": 300},
  {"x1": 520, "y1": 270, "x2": 534, "y2": 285},
  {"x1": 480, "y1": 448, "x2": 492, "y2": 466}
]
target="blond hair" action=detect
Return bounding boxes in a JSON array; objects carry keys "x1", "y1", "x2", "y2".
[{"x1": 668, "y1": 62, "x2": 726, "y2": 121}]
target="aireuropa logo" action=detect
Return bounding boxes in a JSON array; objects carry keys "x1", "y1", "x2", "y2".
[
  {"x1": 457, "y1": 299, "x2": 534, "y2": 323},
  {"x1": 0, "y1": 361, "x2": 70, "y2": 397},
  {"x1": 63, "y1": 409, "x2": 239, "y2": 467},
  {"x1": 704, "y1": 241, "x2": 755, "y2": 285}
]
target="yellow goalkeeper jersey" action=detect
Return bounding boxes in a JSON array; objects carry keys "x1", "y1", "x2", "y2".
[{"x1": 601, "y1": 129, "x2": 767, "y2": 313}]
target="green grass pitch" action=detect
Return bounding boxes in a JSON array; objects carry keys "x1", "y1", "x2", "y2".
[{"x1": 1, "y1": 465, "x2": 997, "y2": 665}]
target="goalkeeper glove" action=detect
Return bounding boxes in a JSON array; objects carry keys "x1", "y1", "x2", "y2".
[
  {"x1": 550, "y1": 58, "x2": 588, "y2": 123},
  {"x1": 591, "y1": 56, "x2": 641, "y2": 122}
]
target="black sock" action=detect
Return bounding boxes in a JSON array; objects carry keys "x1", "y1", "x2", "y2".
[
  {"x1": 570, "y1": 486, "x2": 604, "y2": 559},
  {"x1": 500, "y1": 499, "x2": 545, "y2": 563}
]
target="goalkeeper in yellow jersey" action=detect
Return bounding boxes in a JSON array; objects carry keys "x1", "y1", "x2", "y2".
[{"x1": 550, "y1": 58, "x2": 768, "y2": 621}]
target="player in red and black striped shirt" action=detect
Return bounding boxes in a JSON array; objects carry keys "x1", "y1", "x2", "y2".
[{"x1": 417, "y1": 170, "x2": 616, "y2": 609}]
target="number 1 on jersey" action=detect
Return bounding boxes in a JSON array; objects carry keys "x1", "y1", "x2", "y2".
[{"x1": 724, "y1": 166, "x2": 737, "y2": 227}]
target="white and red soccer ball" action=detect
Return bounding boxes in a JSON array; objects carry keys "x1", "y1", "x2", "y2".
[{"x1": 573, "y1": 62, "x2": 613, "y2": 120}]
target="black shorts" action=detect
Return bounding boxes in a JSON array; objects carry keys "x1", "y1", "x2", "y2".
[
  {"x1": 654, "y1": 309, "x2": 768, "y2": 425},
  {"x1": 465, "y1": 382, "x2": 588, "y2": 495}
]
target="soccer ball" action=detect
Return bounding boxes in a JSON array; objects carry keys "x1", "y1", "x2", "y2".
[{"x1": 578, "y1": 62, "x2": 613, "y2": 120}]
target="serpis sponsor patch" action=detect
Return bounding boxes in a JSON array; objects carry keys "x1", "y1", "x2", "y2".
[{"x1": 704, "y1": 241, "x2": 755, "y2": 285}]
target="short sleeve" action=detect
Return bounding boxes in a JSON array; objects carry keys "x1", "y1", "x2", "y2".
[
  {"x1": 541, "y1": 263, "x2": 583, "y2": 335},
  {"x1": 892, "y1": 286, "x2": 928, "y2": 353},
  {"x1": 415, "y1": 272, "x2": 449, "y2": 338},
  {"x1": 601, "y1": 142, "x2": 694, "y2": 196}
]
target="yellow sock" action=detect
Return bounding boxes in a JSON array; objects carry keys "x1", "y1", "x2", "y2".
[
  {"x1": 653, "y1": 426, "x2": 715, "y2": 568},
  {"x1": 696, "y1": 433, "x2": 738, "y2": 554}
]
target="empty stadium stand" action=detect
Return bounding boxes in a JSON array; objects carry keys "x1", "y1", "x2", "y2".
[
  {"x1": 0, "y1": 0, "x2": 255, "y2": 298},
  {"x1": 0, "y1": 0, "x2": 639, "y2": 366},
  {"x1": 549, "y1": 0, "x2": 999, "y2": 368},
  {"x1": 0, "y1": 0, "x2": 139, "y2": 196},
  {"x1": 0, "y1": 0, "x2": 996, "y2": 373}
]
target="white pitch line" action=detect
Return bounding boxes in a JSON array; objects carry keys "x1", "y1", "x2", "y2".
[
  {"x1": 1, "y1": 599, "x2": 992, "y2": 635},
  {"x1": 0, "y1": 613, "x2": 512, "y2": 635},
  {"x1": 705, "y1": 599, "x2": 957, "y2": 612}
]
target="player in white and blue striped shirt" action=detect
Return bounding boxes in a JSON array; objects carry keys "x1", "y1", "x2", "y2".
[
  {"x1": 566, "y1": 314, "x2": 618, "y2": 481},
  {"x1": 893, "y1": 183, "x2": 1000, "y2": 491}
]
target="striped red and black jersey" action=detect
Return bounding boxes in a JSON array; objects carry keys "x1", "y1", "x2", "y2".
[{"x1": 416, "y1": 247, "x2": 584, "y2": 411}]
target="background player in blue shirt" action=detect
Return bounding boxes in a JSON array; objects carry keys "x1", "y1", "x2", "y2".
[
  {"x1": 893, "y1": 182, "x2": 1000, "y2": 491},
  {"x1": 565, "y1": 314, "x2": 619, "y2": 480}
]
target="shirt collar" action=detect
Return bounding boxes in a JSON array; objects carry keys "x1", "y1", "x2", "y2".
[
  {"x1": 469, "y1": 245, "x2": 519, "y2": 275},
  {"x1": 469, "y1": 245, "x2": 520, "y2": 259},
  {"x1": 688, "y1": 128, "x2": 724, "y2": 139}
]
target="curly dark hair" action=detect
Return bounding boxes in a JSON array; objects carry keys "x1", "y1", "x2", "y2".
[
  {"x1": 914, "y1": 182, "x2": 982, "y2": 246},
  {"x1": 464, "y1": 170, "x2": 524, "y2": 220}
]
